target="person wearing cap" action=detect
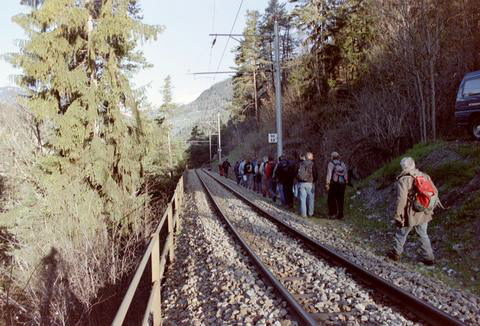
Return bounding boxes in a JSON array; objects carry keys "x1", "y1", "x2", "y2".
[
  {"x1": 325, "y1": 151, "x2": 348, "y2": 219},
  {"x1": 387, "y1": 157, "x2": 436, "y2": 265}
]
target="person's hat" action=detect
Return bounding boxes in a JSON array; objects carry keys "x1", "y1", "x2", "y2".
[{"x1": 331, "y1": 151, "x2": 340, "y2": 159}]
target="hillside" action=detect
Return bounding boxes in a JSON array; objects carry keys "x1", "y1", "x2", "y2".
[
  {"x1": 0, "y1": 86, "x2": 22, "y2": 107},
  {"x1": 310, "y1": 141, "x2": 480, "y2": 295},
  {"x1": 168, "y1": 78, "x2": 233, "y2": 138}
]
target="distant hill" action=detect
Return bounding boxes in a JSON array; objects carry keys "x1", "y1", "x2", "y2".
[
  {"x1": 0, "y1": 87, "x2": 23, "y2": 107},
  {"x1": 167, "y1": 78, "x2": 233, "y2": 138}
]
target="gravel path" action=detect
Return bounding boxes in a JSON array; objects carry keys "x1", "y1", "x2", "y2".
[
  {"x1": 161, "y1": 171, "x2": 295, "y2": 325},
  {"x1": 200, "y1": 170, "x2": 420, "y2": 325},
  {"x1": 205, "y1": 171, "x2": 480, "y2": 325}
]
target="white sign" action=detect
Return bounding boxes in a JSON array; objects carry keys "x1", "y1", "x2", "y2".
[{"x1": 268, "y1": 133, "x2": 278, "y2": 144}]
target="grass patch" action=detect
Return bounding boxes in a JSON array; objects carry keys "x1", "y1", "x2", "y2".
[
  {"x1": 457, "y1": 144, "x2": 480, "y2": 161},
  {"x1": 430, "y1": 161, "x2": 477, "y2": 190},
  {"x1": 361, "y1": 141, "x2": 444, "y2": 188}
]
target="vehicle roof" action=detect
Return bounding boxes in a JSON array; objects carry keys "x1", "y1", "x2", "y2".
[{"x1": 464, "y1": 70, "x2": 480, "y2": 79}]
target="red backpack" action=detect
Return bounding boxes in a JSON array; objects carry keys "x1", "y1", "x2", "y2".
[{"x1": 410, "y1": 175, "x2": 439, "y2": 212}]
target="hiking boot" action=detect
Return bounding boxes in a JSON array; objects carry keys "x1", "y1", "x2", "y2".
[
  {"x1": 387, "y1": 250, "x2": 400, "y2": 261},
  {"x1": 419, "y1": 258, "x2": 435, "y2": 266}
]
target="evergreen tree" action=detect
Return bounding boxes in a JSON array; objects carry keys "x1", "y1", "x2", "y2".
[
  {"x1": 4, "y1": 0, "x2": 162, "y2": 320},
  {"x1": 9, "y1": 0, "x2": 161, "y2": 225},
  {"x1": 186, "y1": 126, "x2": 210, "y2": 167},
  {"x1": 232, "y1": 10, "x2": 267, "y2": 123},
  {"x1": 292, "y1": 0, "x2": 368, "y2": 98},
  {"x1": 161, "y1": 75, "x2": 176, "y2": 114},
  {"x1": 260, "y1": 0, "x2": 294, "y2": 86}
]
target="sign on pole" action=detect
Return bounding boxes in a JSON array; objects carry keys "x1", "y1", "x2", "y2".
[{"x1": 268, "y1": 133, "x2": 278, "y2": 144}]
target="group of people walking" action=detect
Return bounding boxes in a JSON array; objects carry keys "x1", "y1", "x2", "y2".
[
  {"x1": 225, "y1": 151, "x2": 349, "y2": 219},
  {"x1": 220, "y1": 152, "x2": 439, "y2": 266}
]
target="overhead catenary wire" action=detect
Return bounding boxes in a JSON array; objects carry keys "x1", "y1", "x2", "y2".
[
  {"x1": 207, "y1": 0, "x2": 216, "y2": 73},
  {"x1": 198, "y1": 0, "x2": 245, "y2": 165},
  {"x1": 213, "y1": 0, "x2": 244, "y2": 83}
]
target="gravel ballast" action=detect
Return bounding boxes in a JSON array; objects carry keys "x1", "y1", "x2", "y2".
[
  {"x1": 200, "y1": 170, "x2": 423, "y2": 325},
  {"x1": 161, "y1": 171, "x2": 294, "y2": 325}
]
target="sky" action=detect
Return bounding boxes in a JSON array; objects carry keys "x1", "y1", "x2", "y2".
[{"x1": 0, "y1": 0, "x2": 272, "y2": 106}]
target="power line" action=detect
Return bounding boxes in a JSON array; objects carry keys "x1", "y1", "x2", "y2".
[
  {"x1": 214, "y1": 0, "x2": 244, "y2": 82},
  {"x1": 191, "y1": 71, "x2": 236, "y2": 75},
  {"x1": 208, "y1": 0, "x2": 216, "y2": 72}
]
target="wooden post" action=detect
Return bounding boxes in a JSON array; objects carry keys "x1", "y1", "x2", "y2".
[
  {"x1": 167, "y1": 204, "x2": 174, "y2": 261},
  {"x1": 151, "y1": 234, "x2": 161, "y2": 326}
]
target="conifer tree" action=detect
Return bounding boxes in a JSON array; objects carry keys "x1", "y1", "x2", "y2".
[
  {"x1": 3, "y1": 0, "x2": 162, "y2": 319},
  {"x1": 9, "y1": 0, "x2": 162, "y2": 225},
  {"x1": 161, "y1": 75, "x2": 176, "y2": 113},
  {"x1": 232, "y1": 10, "x2": 267, "y2": 123}
]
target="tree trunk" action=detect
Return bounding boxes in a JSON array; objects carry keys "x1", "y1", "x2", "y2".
[
  {"x1": 253, "y1": 62, "x2": 259, "y2": 128},
  {"x1": 429, "y1": 57, "x2": 436, "y2": 140},
  {"x1": 416, "y1": 72, "x2": 427, "y2": 142}
]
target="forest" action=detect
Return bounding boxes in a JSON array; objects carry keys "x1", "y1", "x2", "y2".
[{"x1": 225, "y1": 0, "x2": 480, "y2": 175}]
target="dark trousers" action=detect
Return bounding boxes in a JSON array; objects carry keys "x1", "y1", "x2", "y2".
[
  {"x1": 328, "y1": 182, "x2": 346, "y2": 218},
  {"x1": 283, "y1": 181, "x2": 294, "y2": 207}
]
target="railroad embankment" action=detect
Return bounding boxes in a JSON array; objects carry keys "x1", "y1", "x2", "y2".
[{"x1": 316, "y1": 141, "x2": 480, "y2": 296}]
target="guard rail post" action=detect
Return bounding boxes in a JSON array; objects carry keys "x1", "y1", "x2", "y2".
[
  {"x1": 167, "y1": 204, "x2": 174, "y2": 262},
  {"x1": 151, "y1": 233, "x2": 161, "y2": 326}
]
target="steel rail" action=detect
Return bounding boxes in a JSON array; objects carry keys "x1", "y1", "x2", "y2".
[
  {"x1": 195, "y1": 170, "x2": 317, "y2": 326},
  {"x1": 202, "y1": 169, "x2": 465, "y2": 326}
]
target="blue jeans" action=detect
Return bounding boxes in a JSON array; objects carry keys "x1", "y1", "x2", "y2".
[
  {"x1": 298, "y1": 182, "x2": 315, "y2": 217},
  {"x1": 392, "y1": 223, "x2": 434, "y2": 260}
]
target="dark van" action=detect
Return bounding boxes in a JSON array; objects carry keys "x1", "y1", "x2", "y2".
[{"x1": 455, "y1": 70, "x2": 480, "y2": 140}]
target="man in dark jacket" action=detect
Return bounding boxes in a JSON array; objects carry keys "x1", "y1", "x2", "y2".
[
  {"x1": 297, "y1": 152, "x2": 318, "y2": 217},
  {"x1": 326, "y1": 151, "x2": 348, "y2": 219},
  {"x1": 274, "y1": 156, "x2": 288, "y2": 205},
  {"x1": 222, "y1": 159, "x2": 231, "y2": 178}
]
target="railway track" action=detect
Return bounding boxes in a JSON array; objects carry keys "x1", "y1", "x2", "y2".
[{"x1": 196, "y1": 169, "x2": 465, "y2": 325}]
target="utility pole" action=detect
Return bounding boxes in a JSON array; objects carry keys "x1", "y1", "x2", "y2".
[
  {"x1": 274, "y1": 18, "x2": 283, "y2": 158},
  {"x1": 208, "y1": 129, "x2": 212, "y2": 170},
  {"x1": 167, "y1": 132, "x2": 173, "y2": 177},
  {"x1": 253, "y1": 58, "x2": 258, "y2": 126},
  {"x1": 217, "y1": 113, "x2": 222, "y2": 164}
]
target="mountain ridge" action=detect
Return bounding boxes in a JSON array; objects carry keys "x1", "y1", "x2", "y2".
[{"x1": 168, "y1": 78, "x2": 233, "y2": 138}]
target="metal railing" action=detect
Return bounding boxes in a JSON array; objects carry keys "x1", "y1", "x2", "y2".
[{"x1": 112, "y1": 173, "x2": 185, "y2": 326}]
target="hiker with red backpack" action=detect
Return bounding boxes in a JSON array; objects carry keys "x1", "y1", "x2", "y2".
[
  {"x1": 387, "y1": 157, "x2": 438, "y2": 266},
  {"x1": 326, "y1": 151, "x2": 348, "y2": 219}
]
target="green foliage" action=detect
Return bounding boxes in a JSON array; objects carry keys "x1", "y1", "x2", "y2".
[
  {"x1": 291, "y1": 0, "x2": 372, "y2": 98},
  {"x1": 160, "y1": 75, "x2": 176, "y2": 114},
  {"x1": 457, "y1": 144, "x2": 480, "y2": 161},
  {"x1": 453, "y1": 191, "x2": 480, "y2": 223},
  {"x1": 232, "y1": 10, "x2": 266, "y2": 122},
  {"x1": 1, "y1": 0, "x2": 165, "y2": 322},
  {"x1": 8, "y1": 0, "x2": 162, "y2": 225},
  {"x1": 186, "y1": 126, "x2": 210, "y2": 168},
  {"x1": 430, "y1": 161, "x2": 477, "y2": 189}
]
